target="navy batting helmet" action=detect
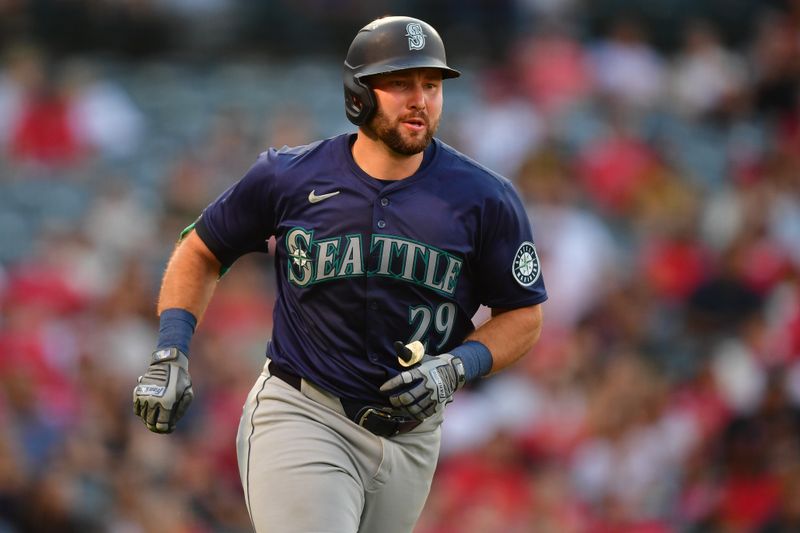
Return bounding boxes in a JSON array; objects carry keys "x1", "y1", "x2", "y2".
[{"x1": 343, "y1": 16, "x2": 460, "y2": 126}]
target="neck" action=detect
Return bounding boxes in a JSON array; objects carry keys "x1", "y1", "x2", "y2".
[{"x1": 351, "y1": 129, "x2": 424, "y2": 180}]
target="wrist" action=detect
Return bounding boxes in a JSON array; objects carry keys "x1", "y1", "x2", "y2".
[
  {"x1": 449, "y1": 340, "x2": 492, "y2": 382},
  {"x1": 152, "y1": 346, "x2": 187, "y2": 363},
  {"x1": 157, "y1": 308, "x2": 197, "y2": 356}
]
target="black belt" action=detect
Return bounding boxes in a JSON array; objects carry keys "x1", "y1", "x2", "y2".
[{"x1": 268, "y1": 361, "x2": 421, "y2": 438}]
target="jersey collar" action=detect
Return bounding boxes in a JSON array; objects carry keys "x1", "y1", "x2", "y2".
[{"x1": 340, "y1": 133, "x2": 439, "y2": 193}]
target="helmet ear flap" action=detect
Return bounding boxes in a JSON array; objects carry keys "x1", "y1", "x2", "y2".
[{"x1": 343, "y1": 71, "x2": 376, "y2": 126}]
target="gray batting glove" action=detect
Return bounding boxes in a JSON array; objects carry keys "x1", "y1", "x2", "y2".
[
  {"x1": 379, "y1": 352, "x2": 466, "y2": 422},
  {"x1": 133, "y1": 347, "x2": 194, "y2": 434}
]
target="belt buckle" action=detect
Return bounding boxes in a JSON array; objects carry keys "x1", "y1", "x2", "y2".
[{"x1": 356, "y1": 407, "x2": 401, "y2": 438}]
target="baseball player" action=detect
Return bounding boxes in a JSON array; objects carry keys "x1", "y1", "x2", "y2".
[{"x1": 133, "y1": 15, "x2": 547, "y2": 533}]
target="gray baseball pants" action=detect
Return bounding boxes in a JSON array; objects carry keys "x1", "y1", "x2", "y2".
[{"x1": 236, "y1": 358, "x2": 443, "y2": 533}]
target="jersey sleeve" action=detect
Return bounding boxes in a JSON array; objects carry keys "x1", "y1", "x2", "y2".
[
  {"x1": 476, "y1": 181, "x2": 548, "y2": 308},
  {"x1": 194, "y1": 151, "x2": 278, "y2": 267}
]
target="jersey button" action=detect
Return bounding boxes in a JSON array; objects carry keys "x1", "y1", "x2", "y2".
[
  {"x1": 369, "y1": 301, "x2": 379, "y2": 310},
  {"x1": 369, "y1": 354, "x2": 379, "y2": 363},
  {"x1": 380, "y1": 197, "x2": 389, "y2": 207},
  {"x1": 377, "y1": 220, "x2": 386, "y2": 229}
]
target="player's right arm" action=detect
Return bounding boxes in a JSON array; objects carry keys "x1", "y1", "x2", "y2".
[
  {"x1": 132, "y1": 230, "x2": 222, "y2": 434},
  {"x1": 132, "y1": 149, "x2": 281, "y2": 433},
  {"x1": 157, "y1": 230, "x2": 222, "y2": 318}
]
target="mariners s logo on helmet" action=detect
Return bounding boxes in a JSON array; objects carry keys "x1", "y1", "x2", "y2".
[
  {"x1": 406, "y1": 22, "x2": 426, "y2": 50},
  {"x1": 512, "y1": 242, "x2": 541, "y2": 287}
]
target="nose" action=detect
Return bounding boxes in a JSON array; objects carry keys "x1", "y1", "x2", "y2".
[{"x1": 407, "y1": 82, "x2": 426, "y2": 110}]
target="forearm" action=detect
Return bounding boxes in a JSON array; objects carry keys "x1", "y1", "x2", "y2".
[
  {"x1": 384, "y1": 303, "x2": 543, "y2": 417},
  {"x1": 157, "y1": 230, "x2": 222, "y2": 321},
  {"x1": 133, "y1": 231, "x2": 219, "y2": 434},
  {"x1": 465, "y1": 304, "x2": 543, "y2": 375}
]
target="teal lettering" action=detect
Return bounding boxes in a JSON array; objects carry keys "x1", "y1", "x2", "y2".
[
  {"x1": 441, "y1": 255, "x2": 462, "y2": 294},
  {"x1": 315, "y1": 239, "x2": 340, "y2": 281},
  {"x1": 337, "y1": 235, "x2": 364, "y2": 276},
  {"x1": 423, "y1": 248, "x2": 445, "y2": 291},
  {"x1": 288, "y1": 229, "x2": 462, "y2": 296}
]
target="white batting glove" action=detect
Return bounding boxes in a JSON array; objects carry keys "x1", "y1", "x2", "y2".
[
  {"x1": 133, "y1": 347, "x2": 194, "y2": 433},
  {"x1": 380, "y1": 351, "x2": 466, "y2": 422}
]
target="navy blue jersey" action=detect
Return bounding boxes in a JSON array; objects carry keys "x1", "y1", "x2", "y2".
[{"x1": 195, "y1": 133, "x2": 547, "y2": 405}]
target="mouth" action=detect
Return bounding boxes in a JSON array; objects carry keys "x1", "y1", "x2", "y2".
[{"x1": 401, "y1": 117, "x2": 426, "y2": 132}]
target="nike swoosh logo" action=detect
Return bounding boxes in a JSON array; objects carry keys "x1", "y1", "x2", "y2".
[{"x1": 308, "y1": 190, "x2": 341, "y2": 203}]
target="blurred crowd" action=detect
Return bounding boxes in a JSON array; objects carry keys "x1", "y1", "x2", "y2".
[{"x1": 1, "y1": 1, "x2": 800, "y2": 532}]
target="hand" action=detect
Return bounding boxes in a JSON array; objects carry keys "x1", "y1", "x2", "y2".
[
  {"x1": 133, "y1": 347, "x2": 194, "y2": 433},
  {"x1": 380, "y1": 349, "x2": 466, "y2": 422}
]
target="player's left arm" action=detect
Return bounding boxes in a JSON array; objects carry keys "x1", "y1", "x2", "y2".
[
  {"x1": 381, "y1": 305, "x2": 544, "y2": 421},
  {"x1": 382, "y1": 179, "x2": 547, "y2": 421},
  {"x1": 465, "y1": 303, "x2": 543, "y2": 375}
]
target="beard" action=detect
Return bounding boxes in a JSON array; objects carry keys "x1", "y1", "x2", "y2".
[{"x1": 365, "y1": 108, "x2": 439, "y2": 156}]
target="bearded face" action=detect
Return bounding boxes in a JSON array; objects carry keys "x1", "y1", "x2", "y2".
[
  {"x1": 361, "y1": 69, "x2": 444, "y2": 156},
  {"x1": 364, "y1": 106, "x2": 440, "y2": 156}
]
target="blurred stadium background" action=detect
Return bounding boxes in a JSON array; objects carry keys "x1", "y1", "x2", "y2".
[{"x1": 1, "y1": 0, "x2": 800, "y2": 531}]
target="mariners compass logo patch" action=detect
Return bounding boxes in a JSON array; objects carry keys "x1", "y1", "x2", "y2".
[
  {"x1": 406, "y1": 23, "x2": 426, "y2": 50},
  {"x1": 512, "y1": 242, "x2": 540, "y2": 287}
]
